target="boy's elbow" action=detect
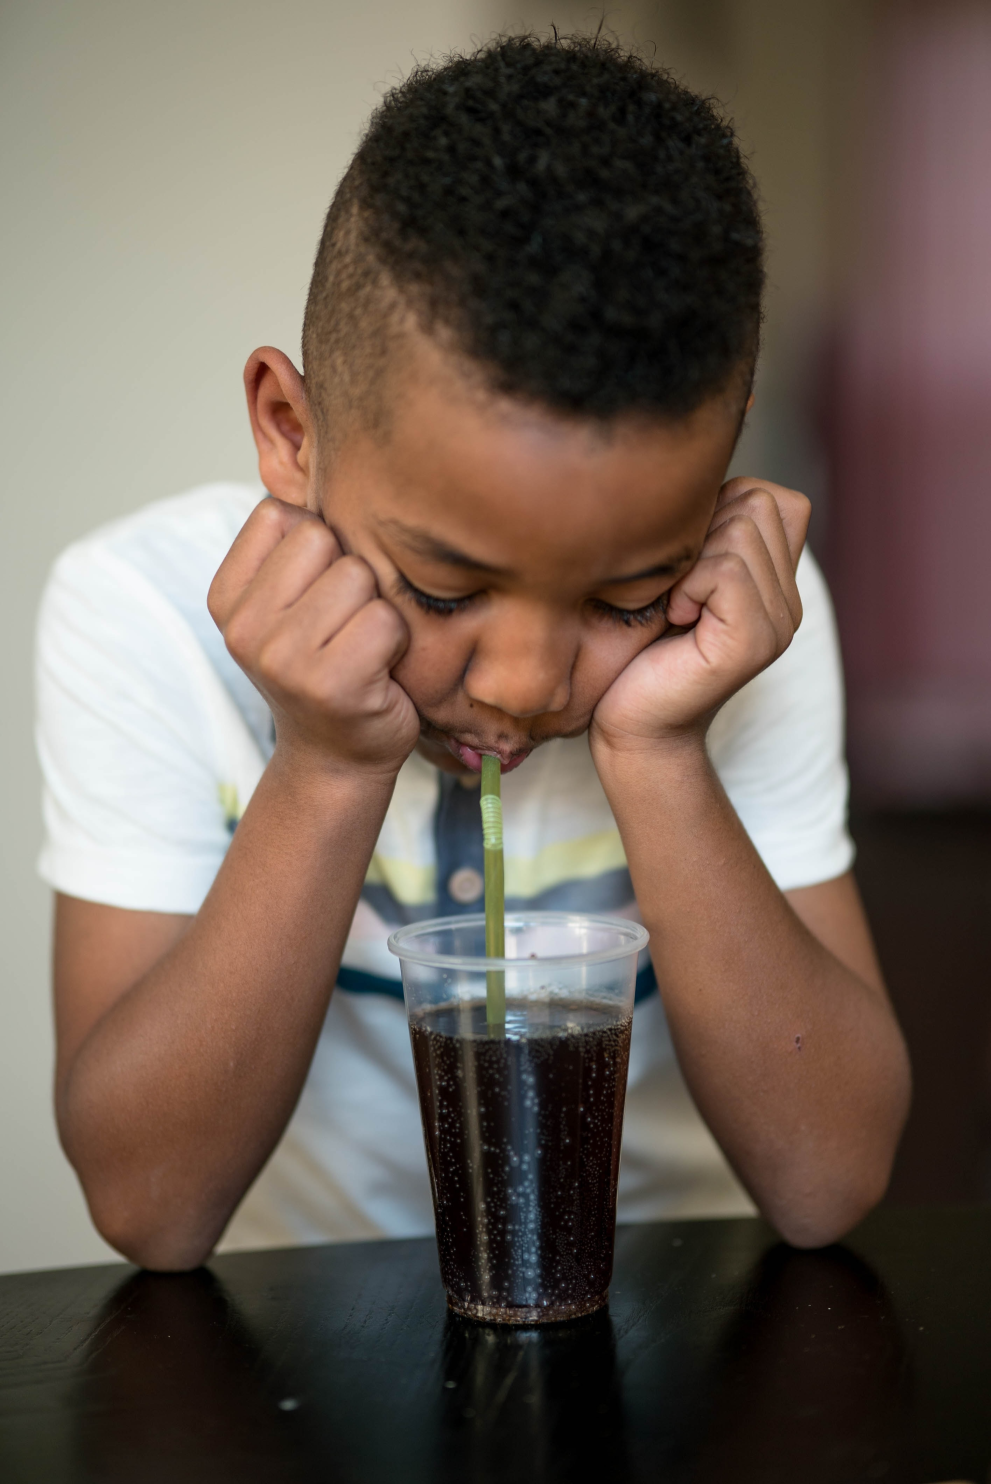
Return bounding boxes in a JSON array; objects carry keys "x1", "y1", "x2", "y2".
[
  {"x1": 765, "y1": 1138, "x2": 902, "y2": 1251},
  {"x1": 61, "y1": 1115, "x2": 227, "y2": 1270},
  {"x1": 771, "y1": 1066, "x2": 912, "y2": 1250},
  {"x1": 771, "y1": 1178, "x2": 885, "y2": 1251},
  {"x1": 87, "y1": 1186, "x2": 218, "y2": 1273}
]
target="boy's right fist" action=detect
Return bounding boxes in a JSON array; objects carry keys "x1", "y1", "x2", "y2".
[{"x1": 208, "y1": 498, "x2": 419, "y2": 777}]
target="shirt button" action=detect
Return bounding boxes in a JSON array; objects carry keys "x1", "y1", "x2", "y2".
[{"x1": 447, "y1": 866, "x2": 484, "y2": 905}]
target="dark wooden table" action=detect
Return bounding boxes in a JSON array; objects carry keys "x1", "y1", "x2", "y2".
[{"x1": 2, "y1": 1206, "x2": 990, "y2": 1483}]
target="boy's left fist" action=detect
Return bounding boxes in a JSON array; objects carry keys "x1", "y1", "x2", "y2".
[{"x1": 590, "y1": 477, "x2": 811, "y2": 755}]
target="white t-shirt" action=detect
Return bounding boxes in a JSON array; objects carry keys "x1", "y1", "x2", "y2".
[{"x1": 36, "y1": 483, "x2": 854, "y2": 1250}]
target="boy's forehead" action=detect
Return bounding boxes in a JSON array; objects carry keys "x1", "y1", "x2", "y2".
[{"x1": 343, "y1": 337, "x2": 740, "y2": 568}]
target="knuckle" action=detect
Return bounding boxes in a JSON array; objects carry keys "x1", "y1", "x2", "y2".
[
  {"x1": 249, "y1": 497, "x2": 293, "y2": 544},
  {"x1": 353, "y1": 601, "x2": 408, "y2": 661},
  {"x1": 333, "y1": 554, "x2": 377, "y2": 597},
  {"x1": 758, "y1": 620, "x2": 779, "y2": 664},
  {"x1": 253, "y1": 637, "x2": 280, "y2": 680},
  {"x1": 206, "y1": 574, "x2": 225, "y2": 625},
  {"x1": 715, "y1": 550, "x2": 748, "y2": 580},
  {"x1": 741, "y1": 487, "x2": 776, "y2": 518},
  {"x1": 362, "y1": 598, "x2": 405, "y2": 642},
  {"x1": 713, "y1": 511, "x2": 757, "y2": 548},
  {"x1": 223, "y1": 607, "x2": 255, "y2": 660},
  {"x1": 728, "y1": 510, "x2": 760, "y2": 540},
  {"x1": 255, "y1": 497, "x2": 284, "y2": 529},
  {"x1": 292, "y1": 515, "x2": 336, "y2": 559},
  {"x1": 784, "y1": 490, "x2": 812, "y2": 535},
  {"x1": 256, "y1": 632, "x2": 297, "y2": 687}
]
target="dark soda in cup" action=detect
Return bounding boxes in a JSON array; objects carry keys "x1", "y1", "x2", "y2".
[{"x1": 389, "y1": 914, "x2": 647, "y2": 1324}]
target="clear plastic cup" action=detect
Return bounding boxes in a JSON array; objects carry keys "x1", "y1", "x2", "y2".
[{"x1": 388, "y1": 912, "x2": 648, "y2": 1325}]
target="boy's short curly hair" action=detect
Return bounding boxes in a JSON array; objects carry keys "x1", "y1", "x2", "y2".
[{"x1": 302, "y1": 33, "x2": 764, "y2": 437}]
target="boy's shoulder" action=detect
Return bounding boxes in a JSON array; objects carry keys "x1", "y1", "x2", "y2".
[
  {"x1": 48, "y1": 481, "x2": 263, "y2": 643},
  {"x1": 54, "y1": 482, "x2": 263, "y2": 587},
  {"x1": 43, "y1": 482, "x2": 271, "y2": 749}
]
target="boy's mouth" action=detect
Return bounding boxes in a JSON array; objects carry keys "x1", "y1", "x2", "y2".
[
  {"x1": 417, "y1": 718, "x2": 534, "y2": 773},
  {"x1": 448, "y1": 738, "x2": 531, "y2": 774}
]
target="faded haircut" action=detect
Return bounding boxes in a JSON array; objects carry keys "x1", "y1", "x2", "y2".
[{"x1": 302, "y1": 32, "x2": 764, "y2": 443}]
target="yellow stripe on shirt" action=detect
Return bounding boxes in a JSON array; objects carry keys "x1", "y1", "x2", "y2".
[
  {"x1": 366, "y1": 853, "x2": 437, "y2": 906},
  {"x1": 504, "y1": 828, "x2": 627, "y2": 899}
]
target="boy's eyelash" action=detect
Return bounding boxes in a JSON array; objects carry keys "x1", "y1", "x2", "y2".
[
  {"x1": 396, "y1": 572, "x2": 667, "y2": 626},
  {"x1": 396, "y1": 572, "x2": 479, "y2": 616},
  {"x1": 590, "y1": 595, "x2": 667, "y2": 627}
]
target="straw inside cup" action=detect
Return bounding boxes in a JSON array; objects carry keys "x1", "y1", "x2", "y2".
[{"x1": 480, "y1": 754, "x2": 506, "y2": 1032}]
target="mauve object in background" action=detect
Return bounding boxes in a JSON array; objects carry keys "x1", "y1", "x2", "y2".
[{"x1": 824, "y1": 0, "x2": 991, "y2": 805}]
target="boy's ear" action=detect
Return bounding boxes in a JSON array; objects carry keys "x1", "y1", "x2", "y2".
[{"x1": 244, "y1": 348, "x2": 316, "y2": 510}]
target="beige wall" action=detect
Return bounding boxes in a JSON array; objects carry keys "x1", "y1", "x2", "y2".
[{"x1": 0, "y1": 0, "x2": 864, "y2": 1273}]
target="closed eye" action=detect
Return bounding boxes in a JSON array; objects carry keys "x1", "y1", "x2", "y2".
[
  {"x1": 589, "y1": 594, "x2": 668, "y2": 627},
  {"x1": 396, "y1": 570, "x2": 668, "y2": 626},
  {"x1": 395, "y1": 571, "x2": 481, "y2": 616}
]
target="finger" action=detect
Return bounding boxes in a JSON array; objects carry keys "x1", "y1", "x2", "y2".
[
  {"x1": 707, "y1": 497, "x2": 803, "y2": 632},
  {"x1": 666, "y1": 524, "x2": 794, "y2": 657},
  {"x1": 711, "y1": 485, "x2": 794, "y2": 590},
  {"x1": 311, "y1": 599, "x2": 411, "y2": 708},
  {"x1": 705, "y1": 514, "x2": 796, "y2": 647},
  {"x1": 258, "y1": 556, "x2": 380, "y2": 676},
  {"x1": 234, "y1": 510, "x2": 343, "y2": 618},
  {"x1": 716, "y1": 477, "x2": 811, "y2": 573},
  {"x1": 667, "y1": 551, "x2": 781, "y2": 675},
  {"x1": 208, "y1": 498, "x2": 333, "y2": 627},
  {"x1": 219, "y1": 520, "x2": 345, "y2": 666}
]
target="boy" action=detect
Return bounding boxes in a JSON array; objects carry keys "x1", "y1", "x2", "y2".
[{"x1": 38, "y1": 35, "x2": 910, "y2": 1271}]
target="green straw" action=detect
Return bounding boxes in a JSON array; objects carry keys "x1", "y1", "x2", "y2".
[{"x1": 480, "y1": 754, "x2": 505, "y2": 1032}]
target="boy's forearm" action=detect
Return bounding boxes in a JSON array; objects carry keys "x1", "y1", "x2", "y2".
[
  {"x1": 592, "y1": 735, "x2": 910, "y2": 1247},
  {"x1": 58, "y1": 751, "x2": 398, "y2": 1270}
]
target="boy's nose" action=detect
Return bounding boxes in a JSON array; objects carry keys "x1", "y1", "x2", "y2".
[{"x1": 464, "y1": 609, "x2": 574, "y2": 719}]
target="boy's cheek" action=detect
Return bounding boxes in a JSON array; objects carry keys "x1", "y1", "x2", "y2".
[
  {"x1": 389, "y1": 623, "x2": 470, "y2": 710},
  {"x1": 536, "y1": 632, "x2": 667, "y2": 736},
  {"x1": 582, "y1": 625, "x2": 665, "y2": 689},
  {"x1": 567, "y1": 638, "x2": 651, "y2": 718}
]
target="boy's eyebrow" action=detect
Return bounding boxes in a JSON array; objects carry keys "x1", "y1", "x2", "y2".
[
  {"x1": 383, "y1": 520, "x2": 693, "y2": 584},
  {"x1": 599, "y1": 551, "x2": 694, "y2": 585},
  {"x1": 381, "y1": 519, "x2": 508, "y2": 573}
]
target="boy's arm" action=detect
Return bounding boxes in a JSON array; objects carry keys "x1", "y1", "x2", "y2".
[
  {"x1": 54, "y1": 499, "x2": 418, "y2": 1271},
  {"x1": 591, "y1": 479, "x2": 911, "y2": 1248}
]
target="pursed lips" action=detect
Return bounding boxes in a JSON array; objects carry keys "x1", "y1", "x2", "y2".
[{"x1": 445, "y1": 736, "x2": 531, "y2": 773}]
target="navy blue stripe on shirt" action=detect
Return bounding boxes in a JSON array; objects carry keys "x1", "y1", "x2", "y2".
[
  {"x1": 634, "y1": 960, "x2": 658, "y2": 1003},
  {"x1": 336, "y1": 965, "x2": 405, "y2": 1000},
  {"x1": 335, "y1": 961, "x2": 658, "y2": 1004}
]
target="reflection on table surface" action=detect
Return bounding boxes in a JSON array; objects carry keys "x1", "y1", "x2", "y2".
[
  {"x1": 72, "y1": 1268, "x2": 314, "y2": 1484},
  {"x1": 3, "y1": 1208, "x2": 991, "y2": 1482}
]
